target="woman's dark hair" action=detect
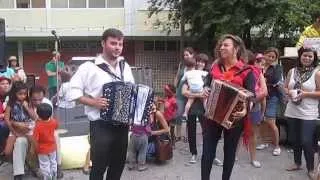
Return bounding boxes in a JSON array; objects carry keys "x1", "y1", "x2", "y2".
[
  {"x1": 264, "y1": 47, "x2": 279, "y2": 60},
  {"x1": 195, "y1": 53, "x2": 210, "y2": 71},
  {"x1": 215, "y1": 34, "x2": 247, "y2": 61},
  {"x1": 166, "y1": 84, "x2": 176, "y2": 94},
  {"x1": 247, "y1": 50, "x2": 256, "y2": 65},
  {"x1": 8, "y1": 81, "x2": 29, "y2": 107},
  {"x1": 297, "y1": 47, "x2": 318, "y2": 67},
  {"x1": 184, "y1": 47, "x2": 195, "y2": 55},
  {"x1": 36, "y1": 103, "x2": 52, "y2": 120}
]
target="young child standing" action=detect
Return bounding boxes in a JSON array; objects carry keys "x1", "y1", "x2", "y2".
[
  {"x1": 181, "y1": 55, "x2": 209, "y2": 120},
  {"x1": 127, "y1": 115, "x2": 152, "y2": 171},
  {"x1": 32, "y1": 103, "x2": 59, "y2": 179},
  {"x1": 3, "y1": 82, "x2": 37, "y2": 157}
]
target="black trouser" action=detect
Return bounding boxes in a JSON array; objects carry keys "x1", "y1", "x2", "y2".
[
  {"x1": 0, "y1": 124, "x2": 9, "y2": 152},
  {"x1": 90, "y1": 120, "x2": 129, "y2": 180},
  {"x1": 187, "y1": 115, "x2": 204, "y2": 155},
  {"x1": 201, "y1": 119, "x2": 243, "y2": 180},
  {"x1": 287, "y1": 118, "x2": 316, "y2": 171}
]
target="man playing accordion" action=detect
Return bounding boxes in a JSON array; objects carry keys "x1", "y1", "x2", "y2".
[{"x1": 68, "y1": 29, "x2": 135, "y2": 180}]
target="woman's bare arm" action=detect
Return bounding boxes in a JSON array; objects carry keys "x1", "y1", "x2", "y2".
[{"x1": 151, "y1": 111, "x2": 170, "y2": 136}]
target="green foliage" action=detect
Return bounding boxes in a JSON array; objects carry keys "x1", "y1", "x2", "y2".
[{"x1": 148, "y1": 0, "x2": 320, "y2": 49}]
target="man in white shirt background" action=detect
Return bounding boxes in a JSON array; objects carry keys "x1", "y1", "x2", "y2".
[{"x1": 69, "y1": 28, "x2": 134, "y2": 180}]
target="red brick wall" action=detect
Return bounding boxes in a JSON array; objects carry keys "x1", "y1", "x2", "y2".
[{"x1": 23, "y1": 40, "x2": 135, "y2": 88}]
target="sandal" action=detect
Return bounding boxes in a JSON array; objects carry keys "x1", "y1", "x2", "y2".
[{"x1": 286, "y1": 165, "x2": 302, "y2": 171}]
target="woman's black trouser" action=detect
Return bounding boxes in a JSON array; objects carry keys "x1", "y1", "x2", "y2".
[{"x1": 201, "y1": 119, "x2": 243, "y2": 180}]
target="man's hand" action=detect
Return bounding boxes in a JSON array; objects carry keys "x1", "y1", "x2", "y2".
[{"x1": 92, "y1": 97, "x2": 109, "y2": 110}]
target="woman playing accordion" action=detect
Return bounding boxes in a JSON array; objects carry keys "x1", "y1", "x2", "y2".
[{"x1": 201, "y1": 34, "x2": 256, "y2": 180}]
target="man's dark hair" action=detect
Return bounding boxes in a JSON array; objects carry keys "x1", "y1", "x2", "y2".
[
  {"x1": 102, "y1": 28, "x2": 124, "y2": 41},
  {"x1": 30, "y1": 85, "x2": 46, "y2": 96},
  {"x1": 37, "y1": 103, "x2": 52, "y2": 120}
]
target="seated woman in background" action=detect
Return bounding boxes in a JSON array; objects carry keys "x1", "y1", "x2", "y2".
[{"x1": 147, "y1": 103, "x2": 170, "y2": 163}]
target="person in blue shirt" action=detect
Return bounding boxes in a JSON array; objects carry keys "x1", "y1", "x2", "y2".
[{"x1": 0, "y1": 67, "x2": 15, "y2": 80}]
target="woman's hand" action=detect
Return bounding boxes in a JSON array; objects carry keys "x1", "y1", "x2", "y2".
[
  {"x1": 202, "y1": 87, "x2": 211, "y2": 98},
  {"x1": 232, "y1": 104, "x2": 247, "y2": 119}
]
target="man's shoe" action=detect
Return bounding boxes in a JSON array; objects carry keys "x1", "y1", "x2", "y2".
[{"x1": 14, "y1": 175, "x2": 23, "y2": 180}]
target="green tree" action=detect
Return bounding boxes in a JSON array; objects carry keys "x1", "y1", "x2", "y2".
[{"x1": 148, "y1": 0, "x2": 320, "y2": 50}]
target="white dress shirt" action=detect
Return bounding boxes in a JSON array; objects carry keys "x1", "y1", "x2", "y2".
[
  {"x1": 68, "y1": 55, "x2": 135, "y2": 121},
  {"x1": 57, "y1": 82, "x2": 76, "y2": 109}
]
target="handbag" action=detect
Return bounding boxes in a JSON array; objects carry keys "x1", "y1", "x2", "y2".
[{"x1": 155, "y1": 134, "x2": 173, "y2": 161}]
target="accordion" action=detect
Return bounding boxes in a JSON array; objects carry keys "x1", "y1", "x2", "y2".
[
  {"x1": 205, "y1": 79, "x2": 254, "y2": 129},
  {"x1": 101, "y1": 81, "x2": 154, "y2": 126}
]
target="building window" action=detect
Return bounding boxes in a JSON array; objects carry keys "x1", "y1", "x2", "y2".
[
  {"x1": 143, "y1": 41, "x2": 154, "y2": 51},
  {"x1": 167, "y1": 41, "x2": 178, "y2": 51},
  {"x1": 51, "y1": 0, "x2": 68, "y2": 8},
  {"x1": 144, "y1": 41, "x2": 179, "y2": 52},
  {"x1": 31, "y1": 0, "x2": 45, "y2": 8},
  {"x1": 107, "y1": 0, "x2": 124, "y2": 8},
  {"x1": 154, "y1": 41, "x2": 165, "y2": 51},
  {"x1": 69, "y1": 0, "x2": 86, "y2": 8},
  {"x1": 16, "y1": 0, "x2": 30, "y2": 8},
  {"x1": 89, "y1": 0, "x2": 105, "y2": 8},
  {"x1": 0, "y1": 0, "x2": 15, "y2": 8}
]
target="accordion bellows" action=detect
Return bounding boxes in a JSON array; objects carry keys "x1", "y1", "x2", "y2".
[
  {"x1": 205, "y1": 80, "x2": 254, "y2": 129},
  {"x1": 101, "y1": 81, "x2": 154, "y2": 126}
]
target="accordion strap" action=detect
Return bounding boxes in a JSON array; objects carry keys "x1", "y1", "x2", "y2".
[
  {"x1": 234, "y1": 66, "x2": 252, "y2": 76},
  {"x1": 97, "y1": 60, "x2": 125, "y2": 81}
]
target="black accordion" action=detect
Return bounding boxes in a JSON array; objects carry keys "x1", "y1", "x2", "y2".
[{"x1": 100, "y1": 81, "x2": 154, "y2": 126}]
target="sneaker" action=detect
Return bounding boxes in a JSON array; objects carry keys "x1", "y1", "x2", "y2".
[
  {"x1": 251, "y1": 160, "x2": 262, "y2": 168},
  {"x1": 273, "y1": 147, "x2": 281, "y2": 156},
  {"x1": 287, "y1": 149, "x2": 294, "y2": 153},
  {"x1": 213, "y1": 158, "x2": 223, "y2": 166},
  {"x1": 256, "y1": 144, "x2": 268, "y2": 150},
  {"x1": 189, "y1": 155, "x2": 197, "y2": 164},
  {"x1": 308, "y1": 171, "x2": 315, "y2": 179},
  {"x1": 127, "y1": 163, "x2": 135, "y2": 171},
  {"x1": 138, "y1": 164, "x2": 148, "y2": 171}
]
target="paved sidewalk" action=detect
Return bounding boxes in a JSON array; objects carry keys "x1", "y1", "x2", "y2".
[{"x1": 0, "y1": 124, "x2": 313, "y2": 180}]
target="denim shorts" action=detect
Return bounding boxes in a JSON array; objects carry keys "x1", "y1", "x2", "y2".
[
  {"x1": 250, "y1": 111, "x2": 262, "y2": 125},
  {"x1": 265, "y1": 96, "x2": 279, "y2": 119}
]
